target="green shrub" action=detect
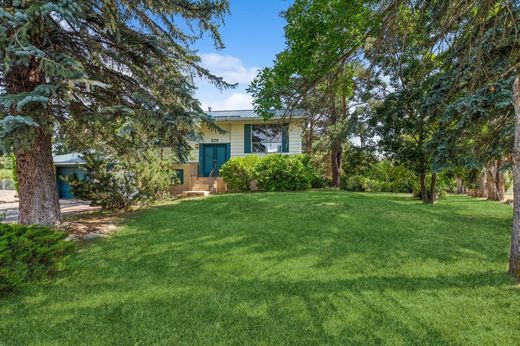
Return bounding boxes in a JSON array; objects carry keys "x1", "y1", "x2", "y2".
[
  {"x1": 341, "y1": 175, "x2": 382, "y2": 192},
  {"x1": 256, "y1": 154, "x2": 315, "y2": 191},
  {"x1": 299, "y1": 154, "x2": 327, "y2": 188},
  {"x1": 340, "y1": 160, "x2": 416, "y2": 193},
  {"x1": 370, "y1": 161, "x2": 417, "y2": 193},
  {"x1": 221, "y1": 154, "x2": 319, "y2": 192},
  {"x1": 219, "y1": 156, "x2": 261, "y2": 192},
  {"x1": 68, "y1": 151, "x2": 175, "y2": 210},
  {"x1": 127, "y1": 152, "x2": 177, "y2": 201},
  {"x1": 0, "y1": 155, "x2": 13, "y2": 170},
  {"x1": 0, "y1": 224, "x2": 74, "y2": 295},
  {"x1": 0, "y1": 169, "x2": 12, "y2": 180}
]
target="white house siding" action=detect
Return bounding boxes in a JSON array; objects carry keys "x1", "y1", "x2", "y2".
[{"x1": 188, "y1": 119, "x2": 303, "y2": 162}]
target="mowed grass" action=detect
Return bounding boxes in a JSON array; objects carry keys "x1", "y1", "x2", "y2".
[{"x1": 1, "y1": 191, "x2": 520, "y2": 345}]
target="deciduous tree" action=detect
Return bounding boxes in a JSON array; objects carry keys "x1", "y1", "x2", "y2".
[{"x1": 248, "y1": 0, "x2": 382, "y2": 187}]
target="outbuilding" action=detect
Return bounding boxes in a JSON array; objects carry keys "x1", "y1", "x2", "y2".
[{"x1": 53, "y1": 153, "x2": 86, "y2": 199}]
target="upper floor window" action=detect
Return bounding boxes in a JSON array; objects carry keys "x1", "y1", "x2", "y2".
[{"x1": 252, "y1": 124, "x2": 282, "y2": 153}]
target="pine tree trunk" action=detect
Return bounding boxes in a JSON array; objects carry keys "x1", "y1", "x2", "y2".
[
  {"x1": 509, "y1": 73, "x2": 520, "y2": 279},
  {"x1": 5, "y1": 35, "x2": 61, "y2": 226},
  {"x1": 15, "y1": 127, "x2": 61, "y2": 225}
]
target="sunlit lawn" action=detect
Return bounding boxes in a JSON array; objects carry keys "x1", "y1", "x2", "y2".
[{"x1": 1, "y1": 190, "x2": 520, "y2": 344}]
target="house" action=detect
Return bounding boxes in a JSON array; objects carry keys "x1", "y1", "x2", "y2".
[
  {"x1": 171, "y1": 109, "x2": 305, "y2": 194},
  {"x1": 54, "y1": 109, "x2": 305, "y2": 197}
]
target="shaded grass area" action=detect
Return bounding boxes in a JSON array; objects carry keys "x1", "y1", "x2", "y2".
[{"x1": 1, "y1": 191, "x2": 519, "y2": 345}]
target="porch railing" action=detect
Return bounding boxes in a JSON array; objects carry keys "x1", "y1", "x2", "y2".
[{"x1": 208, "y1": 167, "x2": 217, "y2": 193}]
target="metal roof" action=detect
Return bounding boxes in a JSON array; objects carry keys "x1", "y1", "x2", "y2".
[
  {"x1": 205, "y1": 109, "x2": 304, "y2": 120},
  {"x1": 53, "y1": 152, "x2": 85, "y2": 166}
]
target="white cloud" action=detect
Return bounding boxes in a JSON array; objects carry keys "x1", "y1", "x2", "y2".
[
  {"x1": 200, "y1": 53, "x2": 258, "y2": 85},
  {"x1": 201, "y1": 93, "x2": 253, "y2": 111},
  {"x1": 196, "y1": 53, "x2": 258, "y2": 111}
]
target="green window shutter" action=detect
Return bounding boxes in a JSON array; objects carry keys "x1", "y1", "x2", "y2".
[
  {"x1": 198, "y1": 145, "x2": 203, "y2": 176},
  {"x1": 244, "y1": 124, "x2": 252, "y2": 153},
  {"x1": 225, "y1": 143, "x2": 231, "y2": 160},
  {"x1": 282, "y1": 124, "x2": 289, "y2": 153}
]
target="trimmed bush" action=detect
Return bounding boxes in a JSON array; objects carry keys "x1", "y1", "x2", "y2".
[
  {"x1": 219, "y1": 156, "x2": 261, "y2": 192},
  {"x1": 256, "y1": 154, "x2": 315, "y2": 191},
  {"x1": 220, "y1": 154, "x2": 319, "y2": 192},
  {"x1": 0, "y1": 224, "x2": 74, "y2": 295}
]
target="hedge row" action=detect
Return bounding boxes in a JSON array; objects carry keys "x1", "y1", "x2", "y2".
[{"x1": 220, "y1": 154, "x2": 320, "y2": 192}]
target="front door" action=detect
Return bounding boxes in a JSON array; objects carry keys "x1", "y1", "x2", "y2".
[{"x1": 201, "y1": 144, "x2": 229, "y2": 177}]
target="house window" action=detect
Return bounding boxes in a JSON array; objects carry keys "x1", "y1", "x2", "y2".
[
  {"x1": 251, "y1": 124, "x2": 283, "y2": 153},
  {"x1": 174, "y1": 169, "x2": 184, "y2": 184}
]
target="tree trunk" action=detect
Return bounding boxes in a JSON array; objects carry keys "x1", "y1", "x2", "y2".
[
  {"x1": 496, "y1": 159, "x2": 506, "y2": 201},
  {"x1": 341, "y1": 95, "x2": 347, "y2": 117},
  {"x1": 419, "y1": 173, "x2": 427, "y2": 203},
  {"x1": 306, "y1": 117, "x2": 315, "y2": 154},
  {"x1": 486, "y1": 163, "x2": 498, "y2": 200},
  {"x1": 427, "y1": 173, "x2": 437, "y2": 204},
  {"x1": 15, "y1": 127, "x2": 61, "y2": 225},
  {"x1": 456, "y1": 177, "x2": 464, "y2": 194},
  {"x1": 478, "y1": 171, "x2": 488, "y2": 198},
  {"x1": 331, "y1": 143, "x2": 342, "y2": 188},
  {"x1": 487, "y1": 160, "x2": 505, "y2": 201},
  {"x1": 5, "y1": 51, "x2": 61, "y2": 226},
  {"x1": 419, "y1": 173, "x2": 436, "y2": 203},
  {"x1": 329, "y1": 93, "x2": 341, "y2": 188},
  {"x1": 509, "y1": 73, "x2": 520, "y2": 278}
]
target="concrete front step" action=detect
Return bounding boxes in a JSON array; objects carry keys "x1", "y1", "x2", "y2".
[
  {"x1": 191, "y1": 177, "x2": 214, "y2": 192},
  {"x1": 182, "y1": 191, "x2": 210, "y2": 198},
  {"x1": 191, "y1": 184, "x2": 210, "y2": 191},
  {"x1": 194, "y1": 178, "x2": 214, "y2": 183}
]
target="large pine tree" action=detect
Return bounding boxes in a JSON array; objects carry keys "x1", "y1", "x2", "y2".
[{"x1": 0, "y1": 0, "x2": 231, "y2": 225}]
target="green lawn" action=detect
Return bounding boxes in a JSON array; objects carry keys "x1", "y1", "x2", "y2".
[{"x1": 2, "y1": 191, "x2": 520, "y2": 345}]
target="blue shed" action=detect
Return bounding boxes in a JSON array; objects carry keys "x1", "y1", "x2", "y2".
[{"x1": 53, "y1": 153, "x2": 86, "y2": 199}]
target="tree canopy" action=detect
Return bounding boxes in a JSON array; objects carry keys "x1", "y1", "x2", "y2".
[
  {"x1": 249, "y1": 0, "x2": 520, "y2": 278},
  {"x1": 0, "y1": 0, "x2": 232, "y2": 224}
]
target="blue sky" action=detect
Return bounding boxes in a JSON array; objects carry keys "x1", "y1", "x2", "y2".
[{"x1": 194, "y1": 1, "x2": 293, "y2": 110}]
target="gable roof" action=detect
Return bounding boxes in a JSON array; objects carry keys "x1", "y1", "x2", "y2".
[
  {"x1": 205, "y1": 109, "x2": 304, "y2": 121},
  {"x1": 53, "y1": 152, "x2": 85, "y2": 166}
]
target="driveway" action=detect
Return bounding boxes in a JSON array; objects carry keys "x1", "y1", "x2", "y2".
[{"x1": 1, "y1": 199, "x2": 99, "y2": 223}]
